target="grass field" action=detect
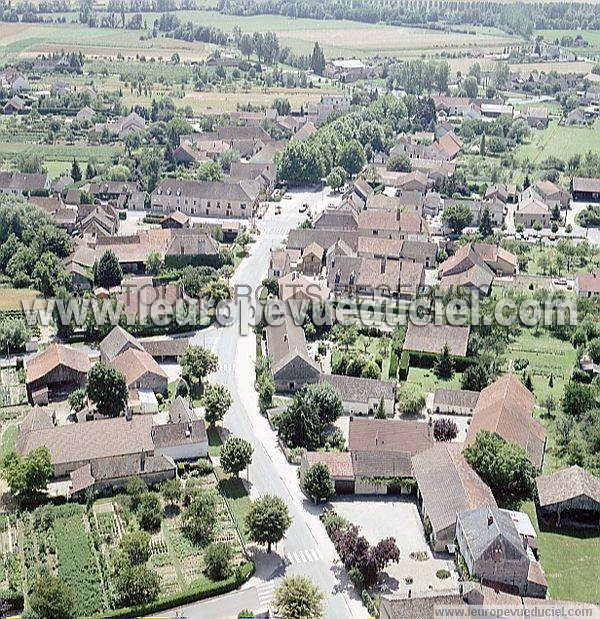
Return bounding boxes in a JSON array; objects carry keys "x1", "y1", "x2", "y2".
[
  {"x1": 0, "y1": 16, "x2": 519, "y2": 62},
  {"x1": 522, "y1": 501, "x2": 600, "y2": 604},
  {"x1": 515, "y1": 118, "x2": 600, "y2": 167},
  {"x1": 535, "y1": 29, "x2": 600, "y2": 56},
  {"x1": 0, "y1": 426, "x2": 18, "y2": 461}
]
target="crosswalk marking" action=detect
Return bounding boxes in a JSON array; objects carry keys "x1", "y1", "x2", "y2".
[
  {"x1": 286, "y1": 548, "x2": 323, "y2": 565},
  {"x1": 256, "y1": 581, "x2": 277, "y2": 605}
]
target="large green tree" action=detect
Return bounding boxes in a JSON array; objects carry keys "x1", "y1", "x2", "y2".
[
  {"x1": 94, "y1": 250, "x2": 123, "y2": 289},
  {"x1": 442, "y1": 202, "x2": 473, "y2": 234},
  {"x1": 302, "y1": 462, "x2": 334, "y2": 504},
  {"x1": 2, "y1": 446, "x2": 52, "y2": 499},
  {"x1": 245, "y1": 495, "x2": 291, "y2": 553},
  {"x1": 86, "y1": 362, "x2": 128, "y2": 418},
  {"x1": 464, "y1": 430, "x2": 537, "y2": 495},
  {"x1": 338, "y1": 139, "x2": 366, "y2": 177},
  {"x1": 181, "y1": 346, "x2": 218, "y2": 389},
  {"x1": 220, "y1": 437, "x2": 253, "y2": 478},
  {"x1": 278, "y1": 141, "x2": 325, "y2": 186},
  {"x1": 202, "y1": 383, "x2": 233, "y2": 425},
  {"x1": 182, "y1": 492, "x2": 218, "y2": 544}
]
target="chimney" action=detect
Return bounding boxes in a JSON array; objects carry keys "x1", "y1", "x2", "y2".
[{"x1": 488, "y1": 514, "x2": 494, "y2": 527}]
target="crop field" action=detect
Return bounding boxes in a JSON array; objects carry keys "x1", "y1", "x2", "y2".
[
  {"x1": 515, "y1": 118, "x2": 600, "y2": 167},
  {"x1": 509, "y1": 60, "x2": 593, "y2": 76},
  {"x1": 0, "y1": 15, "x2": 519, "y2": 62}
]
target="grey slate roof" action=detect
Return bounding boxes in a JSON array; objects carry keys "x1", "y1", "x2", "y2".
[
  {"x1": 433, "y1": 388, "x2": 480, "y2": 409},
  {"x1": 457, "y1": 506, "x2": 527, "y2": 562},
  {"x1": 318, "y1": 373, "x2": 396, "y2": 403}
]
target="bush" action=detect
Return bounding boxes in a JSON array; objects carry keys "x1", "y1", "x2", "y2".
[
  {"x1": 436, "y1": 569, "x2": 451, "y2": 579},
  {"x1": 348, "y1": 567, "x2": 364, "y2": 591},
  {"x1": 196, "y1": 458, "x2": 214, "y2": 475},
  {"x1": 204, "y1": 542, "x2": 233, "y2": 581},
  {"x1": 398, "y1": 350, "x2": 410, "y2": 380}
]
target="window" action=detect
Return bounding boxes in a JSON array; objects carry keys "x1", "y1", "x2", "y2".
[
  {"x1": 241, "y1": 203, "x2": 246, "y2": 210},
  {"x1": 207, "y1": 201, "x2": 211, "y2": 207}
]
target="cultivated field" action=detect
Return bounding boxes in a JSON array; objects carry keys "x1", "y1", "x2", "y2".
[{"x1": 0, "y1": 16, "x2": 519, "y2": 62}]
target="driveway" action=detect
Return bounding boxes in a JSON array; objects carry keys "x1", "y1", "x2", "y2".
[{"x1": 331, "y1": 496, "x2": 458, "y2": 596}]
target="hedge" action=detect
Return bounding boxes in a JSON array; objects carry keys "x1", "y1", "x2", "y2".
[
  {"x1": 164, "y1": 253, "x2": 231, "y2": 270},
  {"x1": 388, "y1": 348, "x2": 399, "y2": 380},
  {"x1": 405, "y1": 350, "x2": 472, "y2": 372},
  {"x1": 102, "y1": 561, "x2": 254, "y2": 619}
]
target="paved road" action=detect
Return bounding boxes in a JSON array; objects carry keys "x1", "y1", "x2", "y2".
[{"x1": 169, "y1": 189, "x2": 366, "y2": 619}]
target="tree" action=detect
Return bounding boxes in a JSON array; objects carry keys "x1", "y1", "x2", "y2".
[
  {"x1": 221, "y1": 437, "x2": 253, "y2": 478},
  {"x1": 246, "y1": 495, "x2": 291, "y2": 553},
  {"x1": 112, "y1": 560, "x2": 159, "y2": 607},
  {"x1": 278, "y1": 141, "x2": 325, "y2": 186},
  {"x1": 302, "y1": 462, "x2": 334, "y2": 504},
  {"x1": 161, "y1": 477, "x2": 182, "y2": 506},
  {"x1": 182, "y1": 492, "x2": 218, "y2": 544},
  {"x1": 29, "y1": 573, "x2": 75, "y2": 619},
  {"x1": 327, "y1": 166, "x2": 345, "y2": 192},
  {"x1": 307, "y1": 382, "x2": 343, "y2": 425},
  {"x1": 310, "y1": 42, "x2": 326, "y2": 76},
  {"x1": 119, "y1": 529, "x2": 151, "y2": 565},
  {"x1": 461, "y1": 361, "x2": 492, "y2": 391},
  {"x1": 70, "y1": 158, "x2": 82, "y2": 183},
  {"x1": 203, "y1": 383, "x2": 233, "y2": 425},
  {"x1": 464, "y1": 430, "x2": 537, "y2": 495},
  {"x1": 181, "y1": 346, "x2": 218, "y2": 389},
  {"x1": 146, "y1": 251, "x2": 163, "y2": 276},
  {"x1": 94, "y1": 250, "x2": 123, "y2": 288},
  {"x1": 339, "y1": 139, "x2": 366, "y2": 177},
  {"x1": 197, "y1": 160, "x2": 222, "y2": 182},
  {"x1": 274, "y1": 576, "x2": 323, "y2": 619},
  {"x1": 562, "y1": 381, "x2": 595, "y2": 418},
  {"x1": 479, "y1": 206, "x2": 493, "y2": 238},
  {"x1": 67, "y1": 387, "x2": 87, "y2": 413},
  {"x1": 126, "y1": 476, "x2": 147, "y2": 511},
  {"x1": 330, "y1": 523, "x2": 400, "y2": 587},
  {"x1": 86, "y1": 362, "x2": 128, "y2": 418},
  {"x1": 442, "y1": 202, "x2": 472, "y2": 234},
  {"x1": 386, "y1": 153, "x2": 411, "y2": 172},
  {"x1": 434, "y1": 343, "x2": 454, "y2": 379},
  {"x1": 136, "y1": 492, "x2": 163, "y2": 531},
  {"x1": 204, "y1": 542, "x2": 233, "y2": 581},
  {"x1": 460, "y1": 75, "x2": 479, "y2": 98},
  {"x1": 433, "y1": 418, "x2": 459, "y2": 441},
  {"x1": 375, "y1": 397, "x2": 386, "y2": 419},
  {"x1": 2, "y1": 446, "x2": 52, "y2": 499}
]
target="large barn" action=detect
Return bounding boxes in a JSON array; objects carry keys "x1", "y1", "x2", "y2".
[
  {"x1": 536, "y1": 466, "x2": 600, "y2": 527},
  {"x1": 25, "y1": 343, "x2": 91, "y2": 405}
]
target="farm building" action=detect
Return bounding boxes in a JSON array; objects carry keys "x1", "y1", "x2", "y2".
[
  {"x1": 299, "y1": 451, "x2": 355, "y2": 495},
  {"x1": 403, "y1": 323, "x2": 470, "y2": 358},
  {"x1": 572, "y1": 177, "x2": 600, "y2": 203},
  {"x1": 318, "y1": 373, "x2": 397, "y2": 417},
  {"x1": 456, "y1": 506, "x2": 547, "y2": 598},
  {"x1": 536, "y1": 466, "x2": 600, "y2": 527},
  {"x1": 432, "y1": 388, "x2": 479, "y2": 416},
  {"x1": 464, "y1": 374, "x2": 546, "y2": 471},
  {"x1": 413, "y1": 443, "x2": 496, "y2": 552},
  {"x1": 25, "y1": 343, "x2": 91, "y2": 405}
]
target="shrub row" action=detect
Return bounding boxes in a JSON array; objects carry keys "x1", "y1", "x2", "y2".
[
  {"x1": 398, "y1": 350, "x2": 410, "y2": 380},
  {"x1": 102, "y1": 561, "x2": 254, "y2": 619},
  {"x1": 405, "y1": 350, "x2": 472, "y2": 372}
]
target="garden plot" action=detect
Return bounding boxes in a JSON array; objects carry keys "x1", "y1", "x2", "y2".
[{"x1": 0, "y1": 367, "x2": 27, "y2": 409}]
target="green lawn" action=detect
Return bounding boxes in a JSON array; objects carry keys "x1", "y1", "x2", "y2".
[
  {"x1": 507, "y1": 329, "x2": 576, "y2": 405},
  {"x1": 0, "y1": 426, "x2": 18, "y2": 460},
  {"x1": 515, "y1": 118, "x2": 600, "y2": 167},
  {"x1": 535, "y1": 29, "x2": 600, "y2": 55},
  {"x1": 218, "y1": 477, "x2": 252, "y2": 544},
  {"x1": 403, "y1": 366, "x2": 463, "y2": 395},
  {"x1": 522, "y1": 501, "x2": 600, "y2": 604}
]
